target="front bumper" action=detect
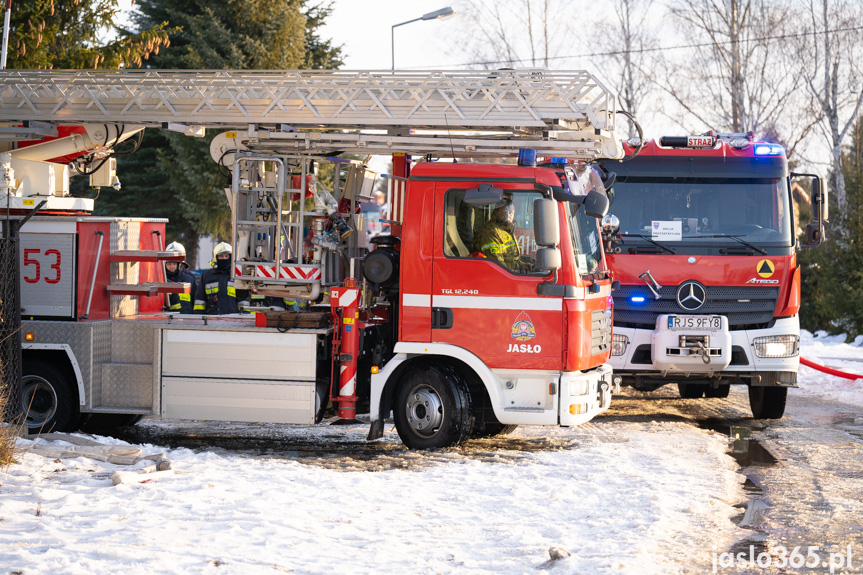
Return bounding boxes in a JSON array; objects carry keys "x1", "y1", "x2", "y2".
[
  {"x1": 610, "y1": 316, "x2": 800, "y2": 383},
  {"x1": 558, "y1": 363, "x2": 613, "y2": 426}
]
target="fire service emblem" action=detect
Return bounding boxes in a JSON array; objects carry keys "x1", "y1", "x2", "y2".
[{"x1": 511, "y1": 311, "x2": 537, "y2": 341}]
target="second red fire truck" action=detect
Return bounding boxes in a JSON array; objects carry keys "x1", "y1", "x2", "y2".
[{"x1": 599, "y1": 132, "x2": 827, "y2": 419}]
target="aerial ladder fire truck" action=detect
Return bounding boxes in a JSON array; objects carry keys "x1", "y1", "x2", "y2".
[
  {"x1": 0, "y1": 69, "x2": 624, "y2": 448},
  {"x1": 598, "y1": 133, "x2": 827, "y2": 419}
]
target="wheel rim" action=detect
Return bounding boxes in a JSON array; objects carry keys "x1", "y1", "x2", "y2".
[
  {"x1": 22, "y1": 375, "x2": 58, "y2": 428},
  {"x1": 404, "y1": 383, "x2": 444, "y2": 437}
]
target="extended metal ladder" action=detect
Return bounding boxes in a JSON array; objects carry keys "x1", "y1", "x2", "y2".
[{"x1": 0, "y1": 68, "x2": 623, "y2": 159}]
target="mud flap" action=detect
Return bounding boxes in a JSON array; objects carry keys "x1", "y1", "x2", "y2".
[{"x1": 367, "y1": 418, "x2": 385, "y2": 440}]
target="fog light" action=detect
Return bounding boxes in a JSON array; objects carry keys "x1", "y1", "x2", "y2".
[
  {"x1": 753, "y1": 335, "x2": 799, "y2": 358},
  {"x1": 569, "y1": 380, "x2": 588, "y2": 396},
  {"x1": 612, "y1": 333, "x2": 629, "y2": 356}
]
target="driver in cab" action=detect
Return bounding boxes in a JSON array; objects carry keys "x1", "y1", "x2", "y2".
[{"x1": 472, "y1": 200, "x2": 522, "y2": 271}]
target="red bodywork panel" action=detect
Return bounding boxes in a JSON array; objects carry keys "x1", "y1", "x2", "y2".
[
  {"x1": 606, "y1": 253, "x2": 799, "y2": 318},
  {"x1": 609, "y1": 137, "x2": 799, "y2": 319},
  {"x1": 399, "y1": 162, "x2": 612, "y2": 371},
  {"x1": 76, "y1": 220, "x2": 167, "y2": 321}
]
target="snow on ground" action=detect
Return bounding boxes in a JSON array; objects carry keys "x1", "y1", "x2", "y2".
[
  {"x1": 2, "y1": 333, "x2": 862, "y2": 574},
  {"x1": 798, "y1": 329, "x2": 863, "y2": 408},
  {"x1": 1, "y1": 421, "x2": 743, "y2": 575}
]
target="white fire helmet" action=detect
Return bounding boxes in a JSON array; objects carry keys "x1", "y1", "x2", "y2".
[
  {"x1": 165, "y1": 241, "x2": 187, "y2": 268},
  {"x1": 212, "y1": 241, "x2": 233, "y2": 266}
]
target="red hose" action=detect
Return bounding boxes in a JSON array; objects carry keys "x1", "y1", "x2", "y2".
[{"x1": 800, "y1": 357, "x2": 863, "y2": 380}]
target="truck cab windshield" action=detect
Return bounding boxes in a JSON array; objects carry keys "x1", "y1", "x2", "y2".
[{"x1": 610, "y1": 176, "x2": 793, "y2": 249}]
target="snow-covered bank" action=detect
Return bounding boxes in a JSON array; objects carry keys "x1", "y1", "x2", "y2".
[
  {"x1": 1, "y1": 421, "x2": 743, "y2": 575},
  {"x1": 798, "y1": 330, "x2": 863, "y2": 408}
]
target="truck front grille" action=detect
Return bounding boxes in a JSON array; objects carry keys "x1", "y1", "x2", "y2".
[
  {"x1": 591, "y1": 310, "x2": 612, "y2": 355},
  {"x1": 613, "y1": 285, "x2": 780, "y2": 330}
]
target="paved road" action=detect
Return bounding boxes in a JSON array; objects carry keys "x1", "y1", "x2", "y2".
[{"x1": 601, "y1": 385, "x2": 863, "y2": 574}]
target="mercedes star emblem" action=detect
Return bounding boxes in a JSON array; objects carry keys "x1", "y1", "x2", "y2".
[{"x1": 676, "y1": 281, "x2": 707, "y2": 311}]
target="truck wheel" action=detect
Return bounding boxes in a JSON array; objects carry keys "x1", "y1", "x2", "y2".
[
  {"x1": 394, "y1": 366, "x2": 472, "y2": 449},
  {"x1": 22, "y1": 362, "x2": 80, "y2": 435},
  {"x1": 749, "y1": 386, "x2": 787, "y2": 419},
  {"x1": 81, "y1": 414, "x2": 144, "y2": 432},
  {"x1": 677, "y1": 383, "x2": 705, "y2": 399},
  {"x1": 704, "y1": 385, "x2": 730, "y2": 398}
]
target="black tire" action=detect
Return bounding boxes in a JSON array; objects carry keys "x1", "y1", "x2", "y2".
[
  {"x1": 677, "y1": 382, "x2": 706, "y2": 399},
  {"x1": 749, "y1": 386, "x2": 787, "y2": 419},
  {"x1": 22, "y1": 361, "x2": 81, "y2": 435},
  {"x1": 394, "y1": 365, "x2": 472, "y2": 449},
  {"x1": 80, "y1": 414, "x2": 144, "y2": 432},
  {"x1": 704, "y1": 385, "x2": 731, "y2": 398}
]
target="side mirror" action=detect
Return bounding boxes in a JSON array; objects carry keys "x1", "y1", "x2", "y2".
[
  {"x1": 792, "y1": 173, "x2": 828, "y2": 248},
  {"x1": 534, "y1": 198, "x2": 560, "y2": 246},
  {"x1": 601, "y1": 213, "x2": 620, "y2": 237},
  {"x1": 583, "y1": 189, "x2": 610, "y2": 219},
  {"x1": 464, "y1": 183, "x2": 504, "y2": 207},
  {"x1": 812, "y1": 177, "x2": 828, "y2": 222},
  {"x1": 536, "y1": 247, "x2": 561, "y2": 271}
]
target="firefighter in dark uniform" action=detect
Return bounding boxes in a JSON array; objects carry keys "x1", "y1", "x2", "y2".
[
  {"x1": 472, "y1": 200, "x2": 521, "y2": 271},
  {"x1": 194, "y1": 242, "x2": 250, "y2": 314},
  {"x1": 164, "y1": 241, "x2": 197, "y2": 314}
]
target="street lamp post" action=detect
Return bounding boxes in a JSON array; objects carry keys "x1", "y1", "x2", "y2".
[{"x1": 391, "y1": 7, "x2": 455, "y2": 70}]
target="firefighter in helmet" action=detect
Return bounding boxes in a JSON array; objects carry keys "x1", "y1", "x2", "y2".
[
  {"x1": 193, "y1": 242, "x2": 250, "y2": 314},
  {"x1": 164, "y1": 241, "x2": 197, "y2": 314},
  {"x1": 472, "y1": 199, "x2": 521, "y2": 271}
]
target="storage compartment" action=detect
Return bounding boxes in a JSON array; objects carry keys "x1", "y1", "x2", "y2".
[{"x1": 159, "y1": 327, "x2": 319, "y2": 424}]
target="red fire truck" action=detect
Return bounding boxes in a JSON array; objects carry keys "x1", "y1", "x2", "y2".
[
  {"x1": 1, "y1": 69, "x2": 623, "y2": 448},
  {"x1": 599, "y1": 133, "x2": 827, "y2": 419}
]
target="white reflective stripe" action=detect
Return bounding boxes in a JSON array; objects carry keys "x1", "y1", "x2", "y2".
[
  {"x1": 565, "y1": 287, "x2": 586, "y2": 299},
  {"x1": 403, "y1": 293, "x2": 431, "y2": 307},
  {"x1": 338, "y1": 288, "x2": 358, "y2": 308},
  {"x1": 433, "y1": 295, "x2": 562, "y2": 311},
  {"x1": 339, "y1": 365, "x2": 356, "y2": 395}
]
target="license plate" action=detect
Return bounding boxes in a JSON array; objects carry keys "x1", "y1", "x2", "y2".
[{"x1": 667, "y1": 315, "x2": 721, "y2": 330}]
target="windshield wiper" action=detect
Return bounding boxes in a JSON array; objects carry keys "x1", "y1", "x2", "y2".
[
  {"x1": 618, "y1": 233, "x2": 676, "y2": 254},
  {"x1": 686, "y1": 234, "x2": 767, "y2": 255}
]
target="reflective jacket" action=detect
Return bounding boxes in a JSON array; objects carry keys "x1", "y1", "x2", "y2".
[
  {"x1": 194, "y1": 268, "x2": 250, "y2": 314},
  {"x1": 166, "y1": 269, "x2": 197, "y2": 314},
  {"x1": 472, "y1": 221, "x2": 521, "y2": 270}
]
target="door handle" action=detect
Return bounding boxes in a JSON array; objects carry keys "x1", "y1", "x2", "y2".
[{"x1": 431, "y1": 307, "x2": 453, "y2": 329}]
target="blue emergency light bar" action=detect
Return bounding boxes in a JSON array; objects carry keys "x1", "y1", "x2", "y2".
[
  {"x1": 753, "y1": 143, "x2": 785, "y2": 156},
  {"x1": 518, "y1": 148, "x2": 537, "y2": 167}
]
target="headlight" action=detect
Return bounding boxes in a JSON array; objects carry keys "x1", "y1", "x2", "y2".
[
  {"x1": 612, "y1": 334, "x2": 629, "y2": 356},
  {"x1": 753, "y1": 335, "x2": 799, "y2": 358}
]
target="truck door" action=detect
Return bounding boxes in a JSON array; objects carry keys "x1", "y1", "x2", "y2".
[{"x1": 431, "y1": 184, "x2": 564, "y2": 371}]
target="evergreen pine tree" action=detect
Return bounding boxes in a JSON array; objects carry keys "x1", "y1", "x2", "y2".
[
  {"x1": 6, "y1": 0, "x2": 171, "y2": 69},
  {"x1": 799, "y1": 119, "x2": 863, "y2": 338}
]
